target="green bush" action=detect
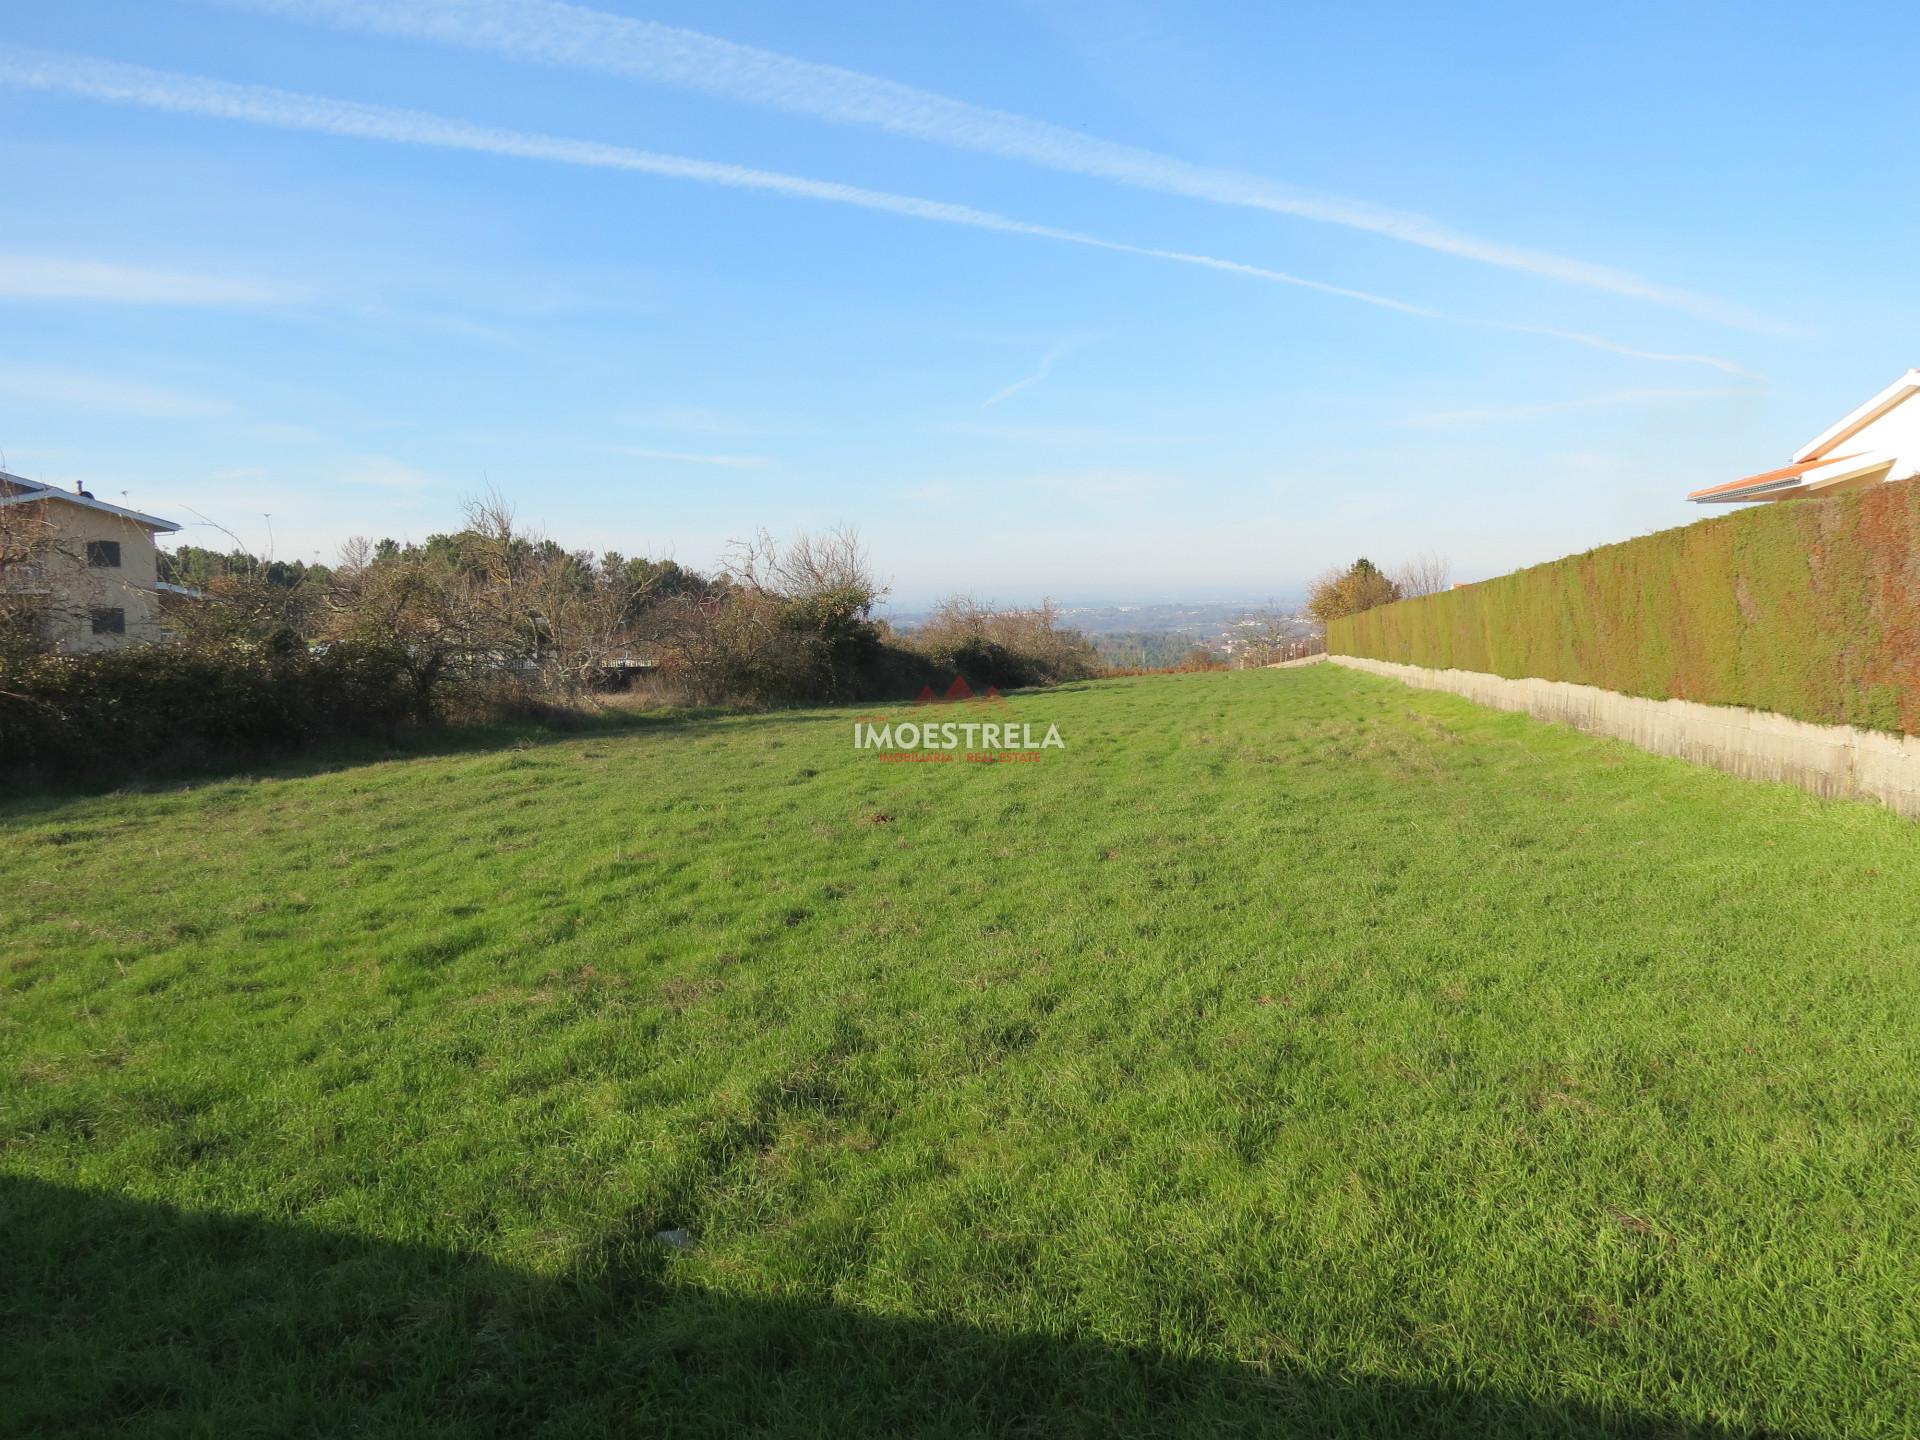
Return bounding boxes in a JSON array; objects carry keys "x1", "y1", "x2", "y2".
[
  {"x1": 1328, "y1": 478, "x2": 1920, "y2": 734},
  {"x1": 0, "y1": 642, "x2": 419, "y2": 787}
]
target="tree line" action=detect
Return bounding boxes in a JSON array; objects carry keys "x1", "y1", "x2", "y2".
[{"x1": 1, "y1": 495, "x2": 1105, "y2": 785}]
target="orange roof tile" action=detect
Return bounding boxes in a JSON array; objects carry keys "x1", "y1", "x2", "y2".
[{"x1": 1687, "y1": 452, "x2": 1863, "y2": 502}]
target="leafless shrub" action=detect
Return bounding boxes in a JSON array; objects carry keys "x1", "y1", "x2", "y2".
[
  {"x1": 651, "y1": 585, "x2": 793, "y2": 705},
  {"x1": 723, "y1": 525, "x2": 876, "y2": 602},
  {"x1": 655, "y1": 527, "x2": 885, "y2": 704},
  {"x1": 907, "y1": 595, "x2": 1102, "y2": 688}
]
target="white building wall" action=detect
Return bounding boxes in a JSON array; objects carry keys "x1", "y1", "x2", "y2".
[
  {"x1": 35, "y1": 506, "x2": 170, "y2": 653},
  {"x1": 1846, "y1": 400, "x2": 1920, "y2": 481}
]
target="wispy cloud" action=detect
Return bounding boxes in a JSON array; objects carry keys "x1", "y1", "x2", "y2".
[
  {"x1": 224, "y1": 0, "x2": 1782, "y2": 334},
  {"x1": 0, "y1": 46, "x2": 1753, "y2": 376},
  {"x1": 610, "y1": 403, "x2": 754, "y2": 436},
  {"x1": 344, "y1": 301, "x2": 516, "y2": 345},
  {"x1": 340, "y1": 456, "x2": 432, "y2": 487},
  {"x1": 984, "y1": 339, "x2": 1080, "y2": 408},
  {"x1": 1401, "y1": 386, "x2": 1761, "y2": 428},
  {"x1": 609, "y1": 446, "x2": 772, "y2": 469},
  {"x1": 0, "y1": 364, "x2": 232, "y2": 419},
  {"x1": 0, "y1": 253, "x2": 295, "y2": 305},
  {"x1": 904, "y1": 467, "x2": 1158, "y2": 507},
  {"x1": 934, "y1": 420, "x2": 1185, "y2": 448}
]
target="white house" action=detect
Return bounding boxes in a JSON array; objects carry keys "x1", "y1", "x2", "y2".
[
  {"x1": 0, "y1": 470, "x2": 187, "y2": 651},
  {"x1": 1689, "y1": 369, "x2": 1920, "y2": 504}
]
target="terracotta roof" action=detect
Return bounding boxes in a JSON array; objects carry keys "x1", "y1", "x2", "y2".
[{"x1": 1686, "y1": 452, "x2": 1863, "y2": 503}]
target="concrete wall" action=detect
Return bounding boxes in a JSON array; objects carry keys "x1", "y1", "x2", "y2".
[{"x1": 1326, "y1": 654, "x2": 1920, "y2": 819}]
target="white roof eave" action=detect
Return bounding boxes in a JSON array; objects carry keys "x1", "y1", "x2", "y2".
[
  {"x1": 1799, "y1": 453, "x2": 1897, "y2": 492},
  {"x1": 1793, "y1": 370, "x2": 1920, "y2": 463},
  {"x1": 0, "y1": 479, "x2": 182, "y2": 533}
]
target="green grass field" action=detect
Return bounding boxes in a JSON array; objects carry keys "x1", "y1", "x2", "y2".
[{"x1": 6, "y1": 665, "x2": 1920, "y2": 1437}]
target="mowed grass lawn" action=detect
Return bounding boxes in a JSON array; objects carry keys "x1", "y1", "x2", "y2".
[{"x1": 6, "y1": 664, "x2": 1920, "y2": 1437}]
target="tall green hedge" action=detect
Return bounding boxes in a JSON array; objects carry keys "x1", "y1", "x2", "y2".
[{"x1": 1328, "y1": 477, "x2": 1920, "y2": 735}]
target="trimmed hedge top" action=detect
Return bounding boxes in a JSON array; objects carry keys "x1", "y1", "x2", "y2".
[{"x1": 1329, "y1": 477, "x2": 1920, "y2": 735}]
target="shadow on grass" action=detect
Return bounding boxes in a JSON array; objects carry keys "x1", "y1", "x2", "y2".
[
  {"x1": 0, "y1": 703, "x2": 834, "y2": 820},
  {"x1": 1, "y1": 1176, "x2": 1787, "y2": 1438},
  {"x1": 1, "y1": 675, "x2": 1108, "y2": 818}
]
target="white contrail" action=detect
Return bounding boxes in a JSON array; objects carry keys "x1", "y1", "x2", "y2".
[
  {"x1": 0, "y1": 252, "x2": 292, "y2": 305},
  {"x1": 985, "y1": 340, "x2": 1079, "y2": 408},
  {"x1": 1480, "y1": 324, "x2": 1761, "y2": 380},
  {"x1": 0, "y1": 47, "x2": 1429, "y2": 320},
  {"x1": 221, "y1": 0, "x2": 1784, "y2": 334},
  {"x1": 0, "y1": 47, "x2": 1754, "y2": 375}
]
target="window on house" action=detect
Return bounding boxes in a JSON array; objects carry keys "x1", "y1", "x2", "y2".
[
  {"x1": 86, "y1": 540, "x2": 122, "y2": 568},
  {"x1": 90, "y1": 607, "x2": 126, "y2": 636}
]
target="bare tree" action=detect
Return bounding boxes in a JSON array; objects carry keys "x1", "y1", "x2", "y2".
[
  {"x1": 156, "y1": 511, "x2": 317, "y2": 652},
  {"x1": 323, "y1": 533, "x2": 500, "y2": 720},
  {"x1": 458, "y1": 491, "x2": 653, "y2": 696},
  {"x1": 322, "y1": 493, "x2": 669, "y2": 714},
  {"x1": 722, "y1": 525, "x2": 880, "y2": 604},
  {"x1": 1393, "y1": 552, "x2": 1452, "y2": 599},
  {"x1": 0, "y1": 488, "x2": 62, "y2": 667},
  {"x1": 1234, "y1": 614, "x2": 1324, "y2": 668}
]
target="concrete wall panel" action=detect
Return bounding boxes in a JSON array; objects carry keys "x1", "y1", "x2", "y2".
[{"x1": 1325, "y1": 654, "x2": 1920, "y2": 819}]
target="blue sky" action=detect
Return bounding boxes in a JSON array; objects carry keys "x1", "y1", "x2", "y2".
[{"x1": 2, "y1": 1, "x2": 1915, "y2": 607}]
